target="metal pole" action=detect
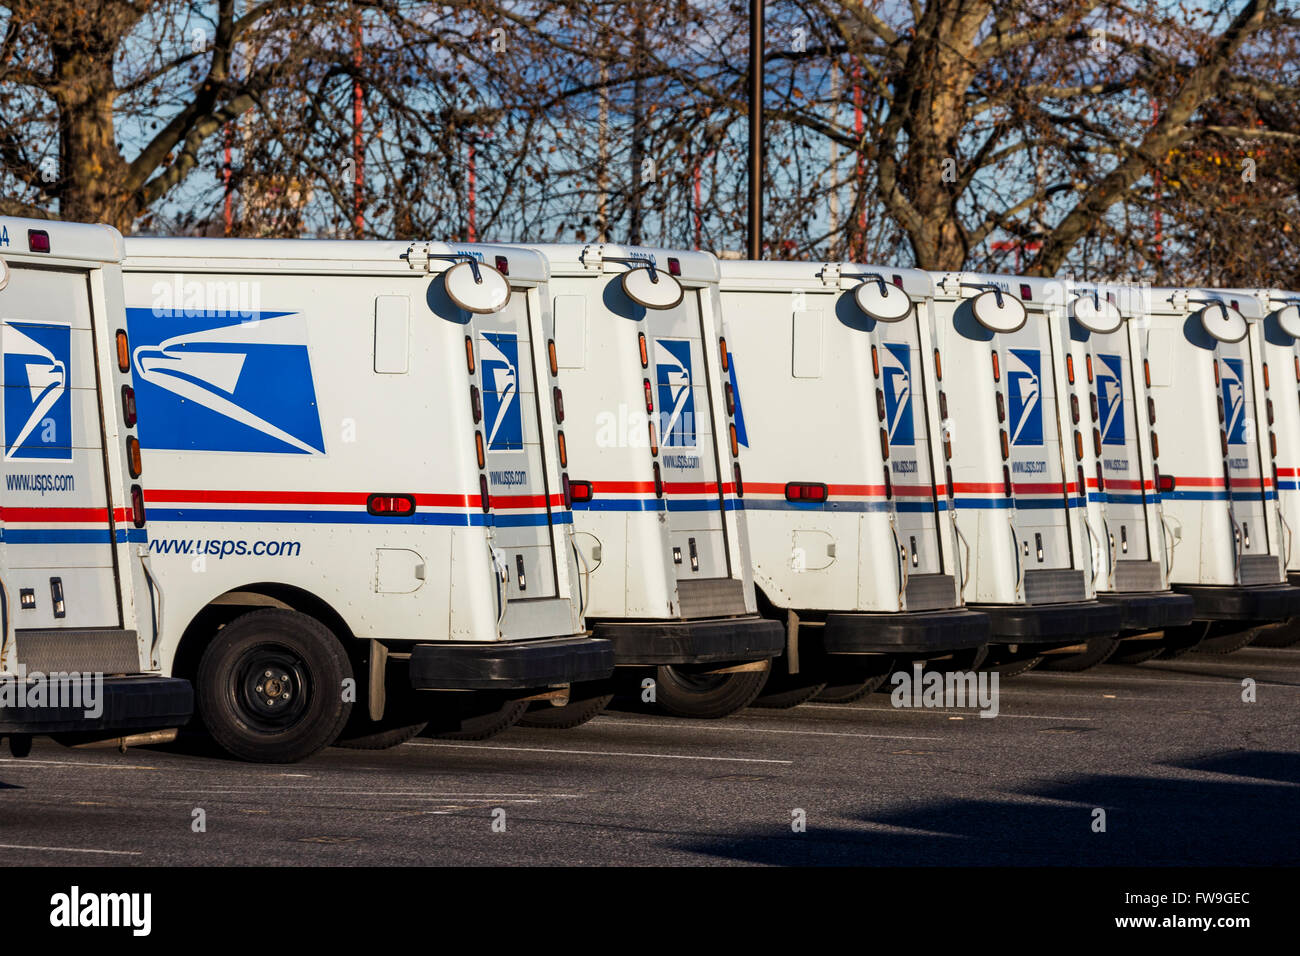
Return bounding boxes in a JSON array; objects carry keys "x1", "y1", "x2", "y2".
[{"x1": 747, "y1": 0, "x2": 764, "y2": 259}]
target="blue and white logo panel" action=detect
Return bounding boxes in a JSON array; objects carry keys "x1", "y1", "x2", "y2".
[
  {"x1": 727, "y1": 352, "x2": 749, "y2": 448},
  {"x1": 881, "y1": 343, "x2": 915, "y2": 446},
  {"x1": 1096, "y1": 353, "x2": 1126, "y2": 446},
  {"x1": 656, "y1": 338, "x2": 696, "y2": 448},
  {"x1": 1007, "y1": 348, "x2": 1043, "y2": 447},
  {"x1": 125, "y1": 308, "x2": 325, "y2": 455},
  {"x1": 480, "y1": 331, "x2": 524, "y2": 452},
  {"x1": 3, "y1": 322, "x2": 72, "y2": 461},
  {"x1": 1221, "y1": 357, "x2": 1248, "y2": 446}
]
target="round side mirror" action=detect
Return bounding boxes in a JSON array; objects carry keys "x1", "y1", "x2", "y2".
[
  {"x1": 1275, "y1": 303, "x2": 1300, "y2": 340},
  {"x1": 1070, "y1": 295, "x2": 1123, "y2": 333},
  {"x1": 970, "y1": 289, "x2": 1027, "y2": 333},
  {"x1": 443, "y1": 260, "x2": 511, "y2": 314},
  {"x1": 0, "y1": 257, "x2": 9, "y2": 292},
  {"x1": 621, "y1": 267, "x2": 683, "y2": 310},
  {"x1": 854, "y1": 281, "x2": 911, "y2": 322},
  {"x1": 1199, "y1": 302, "x2": 1248, "y2": 343}
]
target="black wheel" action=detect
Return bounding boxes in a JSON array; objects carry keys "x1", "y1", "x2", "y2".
[
  {"x1": 1037, "y1": 636, "x2": 1120, "y2": 672},
  {"x1": 517, "y1": 682, "x2": 614, "y2": 729},
  {"x1": 653, "y1": 660, "x2": 771, "y2": 718},
  {"x1": 1108, "y1": 640, "x2": 1166, "y2": 665},
  {"x1": 1248, "y1": 619, "x2": 1300, "y2": 648},
  {"x1": 751, "y1": 667, "x2": 826, "y2": 709},
  {"x1": 195, "y1": 608, "x2": 352, "y2": 763},
  {"x1": 1156, "y1": 622, "x2": 1212, "y2": 660},
  {"x1": 334, "y1": 719, "x2": 428, "y2": 750},
  {"x1": 423, "y1": 695, "x2": 529, "y2": 740},
  {"x1": 813, "y1": 656, "x2": 896, "y2": 704},
  {"x1": 985, "y1": 647, "x2": 1044, "y2": 677},
  {"x1": 1191, "y1": 622, "x2": 1264, "y2": 655}
]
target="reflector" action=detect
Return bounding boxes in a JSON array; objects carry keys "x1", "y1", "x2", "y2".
[
  {"x1": 853, "y1": 279, "x2": 911, "y2": 322},
  {"x1": 621, "y1": 267, "x2": 683, "y2": 309},
  {"x1": 444, "y1": 260, "x2": 511, "y2": 314},
  {"x1": 1199, "y1": 302, "x2": 1248, "y2": 343},
  {"x1": 970, "y1": 289, "x2": 1027, "y2": 333}
]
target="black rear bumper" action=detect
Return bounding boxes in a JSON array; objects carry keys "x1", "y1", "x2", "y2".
[
  {"x1": 821, "y1": 608, "x2": 990, "y2": 655},
  {"x1": 408, "y1": 636, "x2": 614, "y2": 690},
  {"x1": 591, "y1": 615, "x2": 784, "y2": 665},
  {"x1": 0, "y1": 675, "x2": 192, "y2": 735},
  {"x1": 976, "y1": 600, "x2": 1123, "y2": 645},
  {"x1": 1097, "y1": 590, "x2": 1197, "y2": 632},
  {"x1": 1172, "y1": 583, "x2": 1300, "y2": 622}
]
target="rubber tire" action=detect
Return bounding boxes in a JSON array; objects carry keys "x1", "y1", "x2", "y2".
[
  {"x1": 195, "y1": 608, "x2": 352, "y2": 763},
  {"x1": 1191, "y1": 623, "x2": 1263, "y2": 655},
  {"x1": 1156, "y1": 623, "x2": 1212, "y2": 660},
  {"x1": 653, "y1": 660, "x2": 771, "y2": 719},
  {"x1": 751, "y1": 670, "x2": 827, "y2": 709},
  {"x1": 1037, "y1": 636, "x2": 1121, "y2": 672},
  {"x1": 1249, "y1": 619, "x2": 1300, "y2": 648},
  {"x1": 334, "y1": 720, "x2": 428, "y2": 750},
  {"x1": 1108, "y1": 641, "x2": 1166, "y2": 665},
  {"x1": 814, "y1": 656, "x2": 896, "y2": 704},
  {"x1": 425, "y1": 699, "x2": 529, "y2": 740},
  {"x1": 985, "y1": 647, "x2": 1044, "y2": 677},
  {"x1": 517, "y1": 686, "x2": 615, "y2": 729}
]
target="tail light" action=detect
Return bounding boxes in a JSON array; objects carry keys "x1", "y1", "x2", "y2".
[
  {"x1": 733, "y1": 462, "x2": 744, "y2": 498},
  {"x1": 1144, "y1": 359, "x2": 1151, "y2": 388},
  {"x1": 1264, "y1": 363, "x2": 1270, "y2": 389},
  {"x1": 648, "y1": 420, "x2": 658, "y2": 456},
  {"x1": 1086, "y1": 355, "x2": 1094, "y2": 383},
  {"x1": 470, "y1": 385, "x2": 482, "y2": 423},
  {"x1": 1066, "y1": 355, "x2": 1075, "y2": 384},
  {"x1": 1151, "y1": 431, "x2": 1159, "y2": 459},
  {"x1": 1090, "y1": 393, "x2": 1099, "y2": 422},
  {"x1": 934, "y1": 349, "x2": 943, "y2": 381},
  {"x1": 1271, "y1": 432, "x2": 1278, "y2": 457},
  {"x1": 367, "y1": 494, "x2": 415, "y2": 517},
  {"x1": 640, "y1": 333, "x2": 649, "y2": 368},
  {"x1": 464, "y1": 335, "x2": 476, "y2": 373},
  {"x1": 945, "y1": 465, "x2": 954, "y2": 497},
  {"x1": 1214, "y1": 361, "x2": 1220, "y2": 386},
  {"x1": 116, "y1": 330, "x2": 131, "y2": 372},
  {"x1": 1157, "y1": 472, "x2": 1176, "y2": 494},
  {"x1": 667, "y1": 257, "x2": 681, "y2": 277},
  {"x1": 126, "y1": 436, "x2": 142, "y2": 478},
  {"x1": 871, "y1": 346, "x2": 880, "y2": 378},
  {"x1": 27, "y1": 229, "x2": 50, "y2": 253},
  {"x1": 1074, "y1": 431, "x2": 1085, "y2": 460},
  {"x1": 729, "y1": 423, "x2": 739, "y2": 457},
  {"x1": 996, "y1": 392, "x2": 1006, "y2": 422},
  {"x1": 784, "y1": 482, "x2": 828, "y2": 503},
  {"x1": 131, "y1": 485, "x2": 146, "y2": 527},
  {"x1": 991, "y1": 352, "x2": 1001, "y2": 382},
  {"x1": 1267, "y1": 399, "x2": 1275, "y2": 425},
  {"x1": 1000, "y1": 429, "x2": 1010, "y2": 460},
  {"x1": 558, "y1": 431, "x2": 568, "y2": 467},
  {"x1": 939, "y1": 391, "x2": 949, "y2": 419},
  {"x1": 565, "y1": 477, "x2": 594, "y2": 505},
  {"x1": 547, "y1": 340, "x2": 558, "y2": 376},
  {"x1": 875, "y1": 388, "x2": 887, "y2": 421},
  {"x1": 653, "y1": 461, "x2": 663, "y2": 497},
  {"x1": 121, "y1": 385, "x2": 137, "y2": 427},
  {"x1": 1093, "y1": 428, "x2": 1102, "y2": 456},
  {"x1": 1077, "y1": 465, "x2": 1086, "y2": 500},
  {"x1": 718, "y1": 338, "x2": 729, "y2": 371},
  {"x1": 553, "y1": 386, "x2": 565, "y2": 423},
  {"x1": 643, "y1": 379, "x2": 654, "y2": 413},
  {"x1": 479, "y1": 474, "x2": 490, "y2": 512},
  {"x1": 1095, "y1": 461, "x2": 1105, "y2": 493},
  {"x1": 494, "y1": 255, "x2": 509, "y2": 275},
  {"x1": 475, "y1": 432, "x2": 485, "y2": 468},
  {"x1": 879, "y1": 427, "x2": 890, "y2": 460},
  {"x1": 724, "y1": 382, "x2": 736, "y2": 416},
  {"x1": 1221, "y1": 430, "x2": 1229, "y2": 457},
  {"x1": 1003, "y1": 465, "x2": 1013, "y2": 497},
  {"x1": 1148, "y1": 396, "x2": 1156, "y2": 425},
  {"x1": 1070, "y1": 394, "x2": 1080, "y2": 424},
  {"x1": 883, "y1": 469, "x2": 892, "y2": 499}
]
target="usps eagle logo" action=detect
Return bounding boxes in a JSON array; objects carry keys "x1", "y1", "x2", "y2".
[{"x1": 3, "y1": 322, "x2": 72, "y2": 461}]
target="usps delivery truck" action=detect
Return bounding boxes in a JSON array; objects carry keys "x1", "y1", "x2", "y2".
[
  {"x1": 0, "y1": 217, "x2": 192, "y2": 753},
  {"x1": 120, "y1": 239, "x2": 613, "y2": 762},
  {"x1": 716, "y1": 261, "x2": 989, "y2": 705},
  {"x1": 1008, "y1": 276, "x2": 1193, "y2": 670},
  {"x1": 927, "y1": 273, "x2": 1122, "y2": 673},
  {"x1": 509, "y1": 243, "x2": 783, "y2": 720},
  {"x1": 1210, "y1": 289, "x2": 1300, "y2": 648},
  {"x1": 1137, "y1": 288, "x2": 1300, "y2": 655}
]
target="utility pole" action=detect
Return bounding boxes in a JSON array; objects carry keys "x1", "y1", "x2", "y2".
[{"x1": 747, "y1": 0, "x2": 764, "y2": 259}]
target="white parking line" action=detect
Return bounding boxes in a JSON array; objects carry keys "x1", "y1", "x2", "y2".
[
  {"x1": 1027, "y1": 673, "x2": 1300, "y2": 688},
  {"x1": 0, "y1": 843, "x2": 140, "y2": 856},
  {"x1": 791, "y1": 705, "x2": 1094, "y2": 720},
  {"x1": 410, "y1": 742, "x2": 792, "y2": 764},
  {"x1": 592, "y1": 718, "x2": 942, "y2": 741},
  {"x1": 0, "y1": 759, "x2": 158, "y2": 770}
]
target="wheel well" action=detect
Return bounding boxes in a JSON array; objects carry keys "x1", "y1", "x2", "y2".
[{"x1": 171, "y1": 583, "x2": 357, "y2": 682}]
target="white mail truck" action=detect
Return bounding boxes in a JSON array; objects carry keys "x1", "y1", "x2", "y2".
[
  {"x1": 121, "y1": 239, "x2": 612, "y2": 761},
  {"x1": 511, "y1": 243, "x2": 783, "y2": 720},
  {"x1": 927, "y1": 273, "x2": 1123, "y2": 673},
  {"x1": 716, "y1": 261, "x2": 988, "y2": 705},
  {"x1": 1005, "y1": 276, "x2": 1193, "y2": 670},
  {"x1": 1138, "y1": 288, "x2": 1300, "y2": 655},
  {"x1": 0, "y1": 217, "x2": 191, "y2": 753}
]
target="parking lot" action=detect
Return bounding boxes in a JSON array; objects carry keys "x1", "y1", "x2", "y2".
[{"x1": 2, "y1": 646, "x2": 1297, "y2": 867}]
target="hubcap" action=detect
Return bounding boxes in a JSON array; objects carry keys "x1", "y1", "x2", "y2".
[{"x1": 231, "y1": 644, "x2": 311, "y2": 733}]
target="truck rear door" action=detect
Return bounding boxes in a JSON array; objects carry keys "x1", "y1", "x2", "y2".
[
  {"x1": 1, "y1": 263, "x2": 123, "y2": 629},
  {"x1": 1217, "y1": 339, "x2": 1273, "y2": 573},
  {"x1": 648, "y1": 287, "x2": 731, "y2": 583},
  {"x1": 474, "y1": 286, "x2": 560, "y2": 601},
  {"x1": 1090, "y1": 335, "x2": 1152, "y2": 563}
]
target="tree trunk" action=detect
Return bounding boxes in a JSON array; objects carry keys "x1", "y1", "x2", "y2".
[{"x1": 53, "y1": 43, "x2": 136, "y2": 229}]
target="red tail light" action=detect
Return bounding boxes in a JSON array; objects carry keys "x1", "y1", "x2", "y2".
[
  {"x1": 495, "y1": 255, "x2": 509, "y2": 275},
  {"x1": 553, "y1": 386, "x2": 565, "y2": 423},
  {"x1": 667, "y1": 257, "x2": 681, "y2": 276},
  {"x1": 784, "y1": 482, "x2": 828, "y2": 503},
  {"x1": 131, "y1": 485, "x2": 146, "y2": 527},
  {"x1": 1157, "y1": 473, "x2": 1176, "y2": 494},
  {"x1": 1003, "y1": 465, "x2": 1013, "y2": 497},
  {"x1": 367, "y1": 494, "x2": 415, "y2": 517},
  {"x1": 1151, "y1": 431, "x2": 1159, "y2": 459},
  {"x1": 479, "y1": 474, "x2": 490, "y2": 512},
  {"x1": 733, "y1": 462, "x2": 744, "y2": 498},
  {"x1": 643, "y1": 378, "x2": 654, "y2": 413},
  {"x1": 1070, "y1": 394, "x2": 1080, "y2": 424},
  {"x1": 27, "y1": 229, "x2": 50, "y2": 253},
  {"x1": 470, "y1": 385, "x2": 482, "y2": 423},
  {"x1": 1148, "y1": 396, "x2": 1156, "y2": 425},
  {"x1": 724, "y1": 382, "x2": 735, "y2": 416},
  {"x1": 876, "y1": 388, "x2": 887, "y2": 421},
  {"x1": 648, "y1": 420, "x2": 658, "y2": 456},
  {"x1": 1095, "y1": 461, "x2": 1106, "y2": 493},
  {"x1": 121, "y1": 385, "x2": 137, "y2": 427},
  {"x1": 567, "y1": 479, "x2": 593, "y2": 504},
  {"x1": 653, "y1": 461, "x2": 663, "y2": 498}
]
